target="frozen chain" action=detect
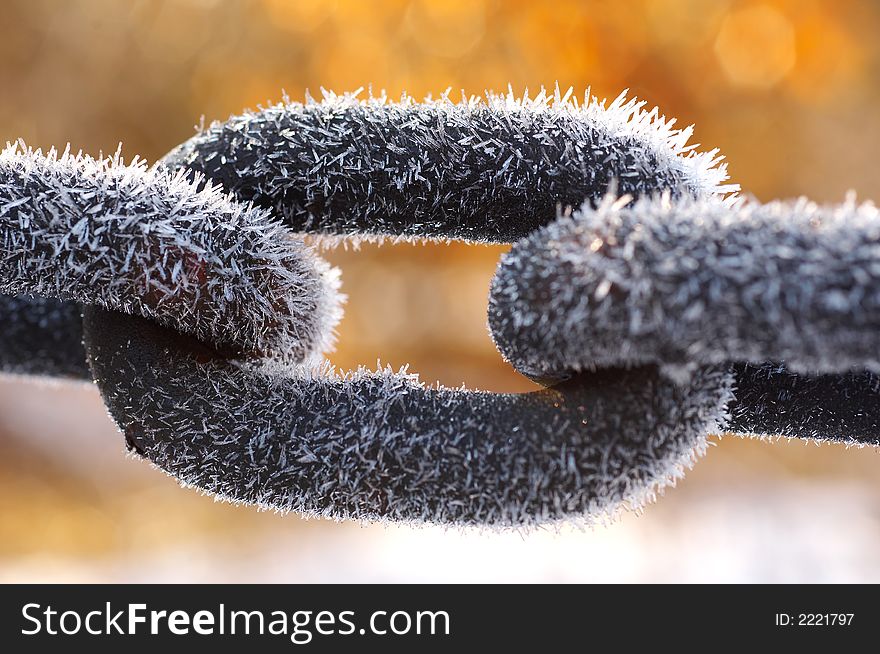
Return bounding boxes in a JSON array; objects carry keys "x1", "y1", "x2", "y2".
[{"x1": 2, "y1": 88, "x2": 878, "y2": 527}]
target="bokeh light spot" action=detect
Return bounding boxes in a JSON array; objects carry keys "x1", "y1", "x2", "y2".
[
  {"x1": 262, "y1": 0, "x2": 333, "y2": 33},
  {"x1": 714, "y1": 4, "x2": 796, "y2": 90},
  {"x1": 404, "y1": 0, "x2": 487, "y2": 58}
]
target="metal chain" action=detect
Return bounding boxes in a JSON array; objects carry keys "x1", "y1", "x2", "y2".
[{"x1": 1, "y1": 88, "x2": 878, "y2": 527}]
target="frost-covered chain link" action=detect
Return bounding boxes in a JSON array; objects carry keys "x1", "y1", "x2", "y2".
[
  {"x1": 2, "y1": 88, "x2": 879, "y2": 528},
  {"x1": 0, "y1": 144, "x2": 340, "y2": 371}
]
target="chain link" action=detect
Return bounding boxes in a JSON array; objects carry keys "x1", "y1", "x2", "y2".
[{"x1": 1, "y1": 89, "x2": 878, "y2": 526}]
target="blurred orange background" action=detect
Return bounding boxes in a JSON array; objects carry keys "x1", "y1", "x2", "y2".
[{"x1": 1, "y1": 0, "x2": 879, "y2": 582}]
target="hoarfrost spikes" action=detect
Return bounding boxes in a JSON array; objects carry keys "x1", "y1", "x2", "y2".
[{"x1": 164, "y1": 87, "x2": 738, "y2": 243}]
